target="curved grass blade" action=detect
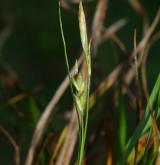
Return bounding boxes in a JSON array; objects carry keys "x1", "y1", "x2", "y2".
[{"x1": 59, "y1": 2, "x2": 72, "y2": 85}]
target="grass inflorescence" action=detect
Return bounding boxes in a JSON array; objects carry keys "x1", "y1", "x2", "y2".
[{"x1": 59, "y1": 1, "x2": 91, "y2": 164}]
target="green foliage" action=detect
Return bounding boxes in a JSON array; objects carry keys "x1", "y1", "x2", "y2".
[
  {"x1": 118, "y1": 74, "x2": 160, "y2": 165},
  {"x1": 28, "y1": 97, "x2": 41, "y2": 125},
  {"x1": 117, "y1": 85, "x2": 127, "y2": 156}
]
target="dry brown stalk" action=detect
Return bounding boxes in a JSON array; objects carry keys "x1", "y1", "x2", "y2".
[
  {"x1": 124, "y1": 8, "x2": 160, "y2": 85},
  {"x1": 55, "y1": 109, "x2": 78, "y2": 165},
  {"x1": 110, "y1": 34, "x2": 128, "y2": 53},
  {"x1": 91, "y1": 0, "x2": 108, "y2": 56},
  {"x1": 0, "y1": 126, "x2": 20, "y2": 165}
]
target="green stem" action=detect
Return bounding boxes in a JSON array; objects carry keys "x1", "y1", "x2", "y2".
[
  {"x1": 78, "y1": 66, "x2": 91, "y2": 165},
  {"x1": 59, "y1": 3, "x2": 74, "y2": 96},
  {"x1": 78, "y1": 115, "x2": 84, "y2": 165},
  {"x1": 77, "y1": 119, "x2": 82, "y2": 165},
  {"x1": 84, "y1": 75, "x2": 91, "y2": 140}
]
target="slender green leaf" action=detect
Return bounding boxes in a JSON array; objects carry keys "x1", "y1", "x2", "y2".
[
  {"x1": 117, "y1": 85, "x2": 127, "y2": 155},
  {"x1": 29, "y1": 97, "x2": 40, "y2": 125},
  {"x1": 117, "y1": 74, "x2": 160, "y2": 165}
]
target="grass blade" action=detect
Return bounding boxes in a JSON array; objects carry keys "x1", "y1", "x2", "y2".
[{"x1": 117, "y1": 74, "x2": 160, "y2": 165}]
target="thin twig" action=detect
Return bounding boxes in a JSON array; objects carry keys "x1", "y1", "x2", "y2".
[
  {"x1": 133, "y1": 29, "x2": 139, "y2": 165},
  {"x1": 91, "y1": 0, "x2": 108, "y2": 56},
  {"x1": 101, "y1": 19, "x2": 127, "y2": 41},
  {"x1": 128, "y1": 0, "x2": 149, "y2": 33},
  {"x1": 110, "y1": 34, "x2": 128, "y2": 53},
  {"x1": 141, "y1": 31, "x2": 160, "y2": 100},
  {"x1": 0, "y1": 126, "x2": 20, "y2": 165},
  {"x1": 124, "y1": 7, "x2": 160, "y2": 85}
]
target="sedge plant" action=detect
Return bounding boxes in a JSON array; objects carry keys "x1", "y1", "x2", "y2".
[{"x1": 59, "y1": 1, "x2": 91, "y2": 165}]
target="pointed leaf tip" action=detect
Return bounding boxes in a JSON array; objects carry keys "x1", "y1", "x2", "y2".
[{"x1": 79, "y1": 1, "x2": 88, "y2": 56}]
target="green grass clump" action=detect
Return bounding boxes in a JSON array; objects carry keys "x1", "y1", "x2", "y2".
[{"x1": 118, "y1": 74, "x2": 160, "y2": 165}]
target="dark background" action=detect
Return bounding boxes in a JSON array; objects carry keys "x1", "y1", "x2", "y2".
[{"x1": 0, "y1": 0, "x2": 160, "y2": 164}]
